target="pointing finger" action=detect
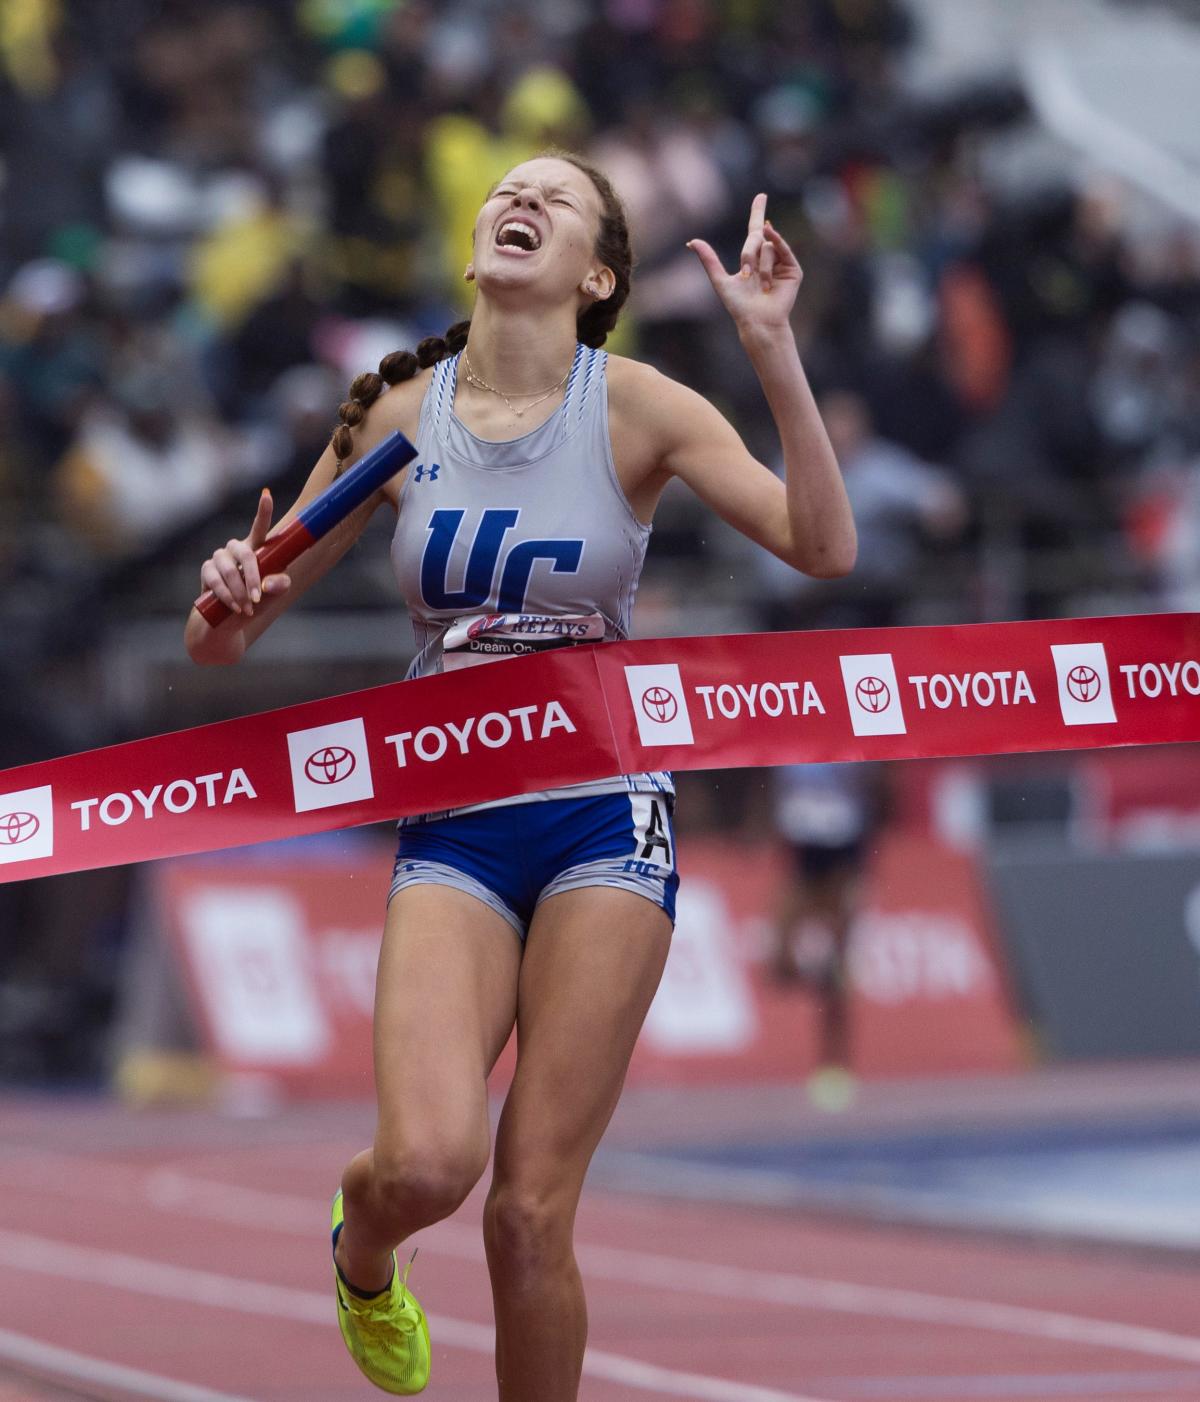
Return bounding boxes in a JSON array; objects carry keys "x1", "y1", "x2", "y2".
[
  {"x1": 248, "y1": 488, "x2": 274, "y2": 549},
  {"x1": 741, "y1": 195, "x2": 766, "y2": 272}
]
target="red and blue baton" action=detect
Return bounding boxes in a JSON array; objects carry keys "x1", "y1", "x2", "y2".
[{"x1": 196, "y1": 430, "x2": 418, "y2": 627}]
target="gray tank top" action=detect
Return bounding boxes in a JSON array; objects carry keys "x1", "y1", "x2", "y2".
[{"x1": 391, "y1": 343, "x2": 672, "y2": 816}]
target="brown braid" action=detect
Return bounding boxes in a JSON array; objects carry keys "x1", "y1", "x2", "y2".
[
  {"x1": 330, "y1": 149, "x2": 633, "y2": 465},
  {"x1": 330, "y1": 321, "x2": 469, "y2": 465}
]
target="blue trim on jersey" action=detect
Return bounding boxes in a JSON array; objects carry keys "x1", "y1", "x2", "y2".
[
  {"x1": 561, "y1": 342, "x2": 586, "y2": 407},
  {"x1": 389, "y1": 793, "x2": 678, "y2": 936}
]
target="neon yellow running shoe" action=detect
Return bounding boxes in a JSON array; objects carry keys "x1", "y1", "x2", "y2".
[{"x1": 331, "y1": 1189, "x2": 431, "y2": 1394}]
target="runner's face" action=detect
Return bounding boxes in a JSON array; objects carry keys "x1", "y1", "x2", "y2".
[{"x1": 470, "y1": 158, "x2": 606, "y2": 302}]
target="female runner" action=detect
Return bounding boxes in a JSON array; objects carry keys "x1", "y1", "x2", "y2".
[{"x1": 186, "y1": 151, "x2": 855, "y2": 1399}]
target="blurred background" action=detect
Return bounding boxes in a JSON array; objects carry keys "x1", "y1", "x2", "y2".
[{"x1": 3, "y1": 0, "x2": 1200, "y2": 1299}]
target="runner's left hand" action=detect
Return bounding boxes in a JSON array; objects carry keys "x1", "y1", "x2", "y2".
[{"x1": 687, "y1": 194, "x2": 802, "y2": 334}]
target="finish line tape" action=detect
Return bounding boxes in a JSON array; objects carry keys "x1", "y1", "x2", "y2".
[{"x1": 3, "y1": 612, "x2": 1199, "y2": 882}]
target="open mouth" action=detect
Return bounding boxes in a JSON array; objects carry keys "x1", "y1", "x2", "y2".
[{"x1": 495, "y1": 219, "x2": 543, "y2": 254}]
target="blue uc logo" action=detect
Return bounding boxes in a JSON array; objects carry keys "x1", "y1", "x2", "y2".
[{"x1": 419, "y1": 508, "x2": 583, "y2": 613}]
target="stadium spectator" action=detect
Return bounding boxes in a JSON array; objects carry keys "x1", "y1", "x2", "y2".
[{"x1": 760, "y1": 389, "x2": 968, "y2": 630}]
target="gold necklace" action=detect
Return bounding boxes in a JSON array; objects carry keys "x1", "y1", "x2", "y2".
[{"x1": 461, "y1": 353, "x2": 570, "y2": 417}]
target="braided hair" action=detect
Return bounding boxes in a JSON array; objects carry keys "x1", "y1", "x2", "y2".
[
  {"x1": 329, "y1": 150, "x2": 633, "y2": 468},
  {"x1": 330, "y1": 322, "x2": 470, "y2": 464}
]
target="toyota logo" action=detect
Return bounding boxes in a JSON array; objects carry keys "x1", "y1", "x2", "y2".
[
  {"x1": 855, "y1": 676, "x2": 891, "y2": 713},
  {"x1": 641, "y1": 686, "x2": 678, "y2": 724},
  {"x1": 1066, "y1": 665, "x2": 1101, "y2": 703},
  {"x1": 0, "y1": 811, "x2": 40, "y2": 845},
  {"x1": 304, "y1": 746, "x2": 357, "y2": 784}
]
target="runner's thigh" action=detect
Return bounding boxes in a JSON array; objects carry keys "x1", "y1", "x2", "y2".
[
  {"x1": 374, "y1": 884, "x2": 522, "y2": 1154},
  {"x1": 492, "y1": 886, "x2": 671, "y2": 1184}
]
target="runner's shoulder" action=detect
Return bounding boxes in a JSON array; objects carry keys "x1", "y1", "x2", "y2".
[
  {"x1": 605, "y1": 352, "x2": 670, "y2": 398},
  {"x1": 363, "y1": 363, "x2": 435, "y2": 441},
  {"x1": 605, "y1": 353, "x2": 707, "y2": 438}
]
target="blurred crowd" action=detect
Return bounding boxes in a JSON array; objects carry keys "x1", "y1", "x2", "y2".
[
  {"x1": 3, "y1": 0, "x2": 1200, "y2": 635},
  {"x1": 4, "y1": 0, "x2": 1200, "y2": 1077}
]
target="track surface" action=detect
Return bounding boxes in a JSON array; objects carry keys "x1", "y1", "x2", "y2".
[{"x1": 1, "y1": 1095, "x2": 1199, "y2": 1402}]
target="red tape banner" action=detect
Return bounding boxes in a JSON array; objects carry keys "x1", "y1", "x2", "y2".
[{"x1": 3, "y1": 612, "x2": 1200, "y2": 882}]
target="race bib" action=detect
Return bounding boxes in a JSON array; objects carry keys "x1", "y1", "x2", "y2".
[{"x1": 441, "y1": 613, "x2": 607, "y2": 671}]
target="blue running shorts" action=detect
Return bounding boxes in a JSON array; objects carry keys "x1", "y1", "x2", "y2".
[{"x1": 388, "y1": 793, "x2": 679, "y2": 939}]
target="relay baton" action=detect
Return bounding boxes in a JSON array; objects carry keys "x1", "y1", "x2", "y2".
[{"x1": 196, "y1": 430, "x2": 418, "y2": 627}]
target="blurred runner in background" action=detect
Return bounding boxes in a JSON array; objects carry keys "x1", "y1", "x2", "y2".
[{"x1": 771, "y1": 760, "x2": 883, "y2": 1110}]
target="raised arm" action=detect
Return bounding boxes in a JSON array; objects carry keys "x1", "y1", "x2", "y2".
[{"x1": 644, "y1": 194, "x2": 856, "y2": 578}]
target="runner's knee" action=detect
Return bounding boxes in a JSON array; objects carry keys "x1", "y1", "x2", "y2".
[
  {"x1": 370, "y1": 1139, "x2": 487, "y2": 1227},
  {"x1": 484, "y1": 1181, "x2": 575, "y2": 1279}
]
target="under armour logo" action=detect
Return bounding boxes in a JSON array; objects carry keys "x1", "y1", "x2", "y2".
[{"x1": 413, "y1": 463, "x2": 440, "y2": 484}]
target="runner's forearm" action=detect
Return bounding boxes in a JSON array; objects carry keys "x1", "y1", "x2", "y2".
[{"x1": 740, "y1": 324, "x2": 856, "y2": 577}]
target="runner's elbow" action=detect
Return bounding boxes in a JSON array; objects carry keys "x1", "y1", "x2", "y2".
[
  {"x1": 185, "y1": 613, "x2": 247, "y2": 666},
  {"x1": 794, "y1": 538, "x2": 857, "y2": 579}
]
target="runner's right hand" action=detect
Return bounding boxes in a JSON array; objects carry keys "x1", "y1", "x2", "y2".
[{"x1": 196, "y1": 488, "x2": 292, "y2": 618}]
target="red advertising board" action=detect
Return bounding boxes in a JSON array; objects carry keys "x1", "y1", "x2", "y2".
[{"x1": 159, "y1": 830, "x2": 1022, "y2": 1097}]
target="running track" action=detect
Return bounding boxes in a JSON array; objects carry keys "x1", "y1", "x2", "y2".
[{"x1": 1, "y1": 1097, "x2": 1199, "y2": 1402}]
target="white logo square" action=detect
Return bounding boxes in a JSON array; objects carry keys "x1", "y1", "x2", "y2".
[
  {"x1": 1051, "y1": 642, "x2": 1116, "y2": 725},
  {"x1": 624, "y1": 664, "x2": 694, "y2": 746},
  {"x1": 286, "y1": 718, "x2": 374, "y2": 813},
  {"x1": 0, "y1": 784, "x2": 54, "y2": 864},
  {"x1": 840, "y1": 654, "x2": 907, "y2": 736}
]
